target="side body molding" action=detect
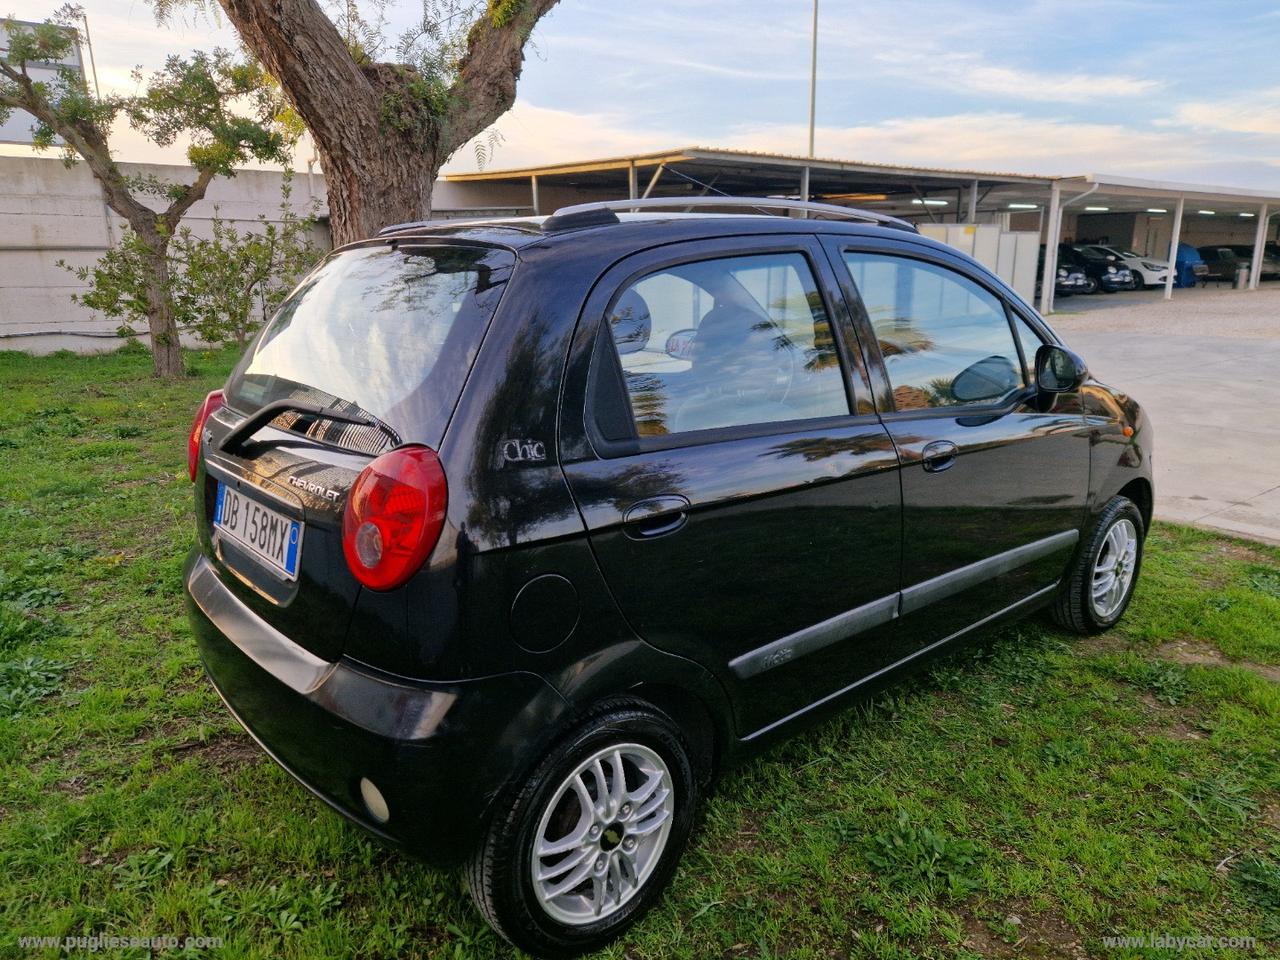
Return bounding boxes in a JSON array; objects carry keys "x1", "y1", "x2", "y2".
[{"x1": 728, "y1": 530, "x2": 1078, "y2": 680}]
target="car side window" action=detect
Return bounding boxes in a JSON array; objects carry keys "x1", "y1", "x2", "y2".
[
  {"x1": 842, "y1": 252, "x2": 1026, "y2": 411},
  {"x1": 600, "y1": 252, "x2": 850, "y2": 438}
]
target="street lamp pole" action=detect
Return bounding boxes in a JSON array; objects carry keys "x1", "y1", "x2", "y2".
[
  {"x1": 801, "y1": 0, "x2": 818, "y2": 204},
  {"x1": 808, "y1": 0, "x2": 818, "y2": 157}
]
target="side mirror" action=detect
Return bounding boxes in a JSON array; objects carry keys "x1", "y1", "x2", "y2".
[
  {"x1": 609, "y1": 290, "x2": 652, "y2": 355},
  {"x1": 665, "y1": 328, "x2": 697, "y2": 361},
  {"x1": 952, "y1": 354, "x2": 1021, "y2": 403},
  {"x1": 1036, "y1": 344, "x2": 1088, "y2": 394}
]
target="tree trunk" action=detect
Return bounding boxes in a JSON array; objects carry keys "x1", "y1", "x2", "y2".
[
  {"x1": 215, "y1": 0, "x2": 559, "y2": 247},
  {"x1": 313, "y1": 134, "x2": 437, "y2": 247},
  {"x1": 141, "y1": 240, "x2": 184, "y2": 379}
]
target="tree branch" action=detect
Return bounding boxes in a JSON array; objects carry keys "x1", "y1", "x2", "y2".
[
  {"x1": 216, "y1": 0, "x2": 384, "y2": 150},
  {"x1": 161, "y1": 166, "x2": 218, "y2": 230},
  {"x1": 440, "y1": 0, "x2": 560, "y2": 159},
  {"x1": 0, "y1": 61, "x2": 156, "y2": 230}
]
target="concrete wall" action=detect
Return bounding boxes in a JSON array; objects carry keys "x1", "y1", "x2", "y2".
[
  {"x1": 0, "y1": 157, "x2": 333, "y2": 353},
  {"x1": 0, "y1": 156, "x2": 597, "y2": 353}
]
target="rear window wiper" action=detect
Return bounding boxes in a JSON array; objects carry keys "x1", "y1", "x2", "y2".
[{"x1": 218, "y1": 399, "x2": 403, "y2": 456}]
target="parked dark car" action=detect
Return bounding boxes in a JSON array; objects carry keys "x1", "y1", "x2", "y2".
[
  {"x1": 1037, "y1": 246, "x2": 1090, "y2": 297},
  {"x1": 1226, "y1": 244, "x2": 1280, "y2": 280},
  {"x1": 1198, "y1": 245, "x2": 1248, "y2": 282},
  {"x1": 185, "y1": 198, "x2": 1154, "y2": 957},
  {"x1": 1062, "y1": 243, "x2": 1134, "y2": 293}
]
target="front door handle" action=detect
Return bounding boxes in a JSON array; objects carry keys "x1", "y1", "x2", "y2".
[
  {"x1": 921, "y1": 440, "x2": 959, "y2": 473},
  {"x1": 622, "y1": 495, "x2": 690, "y2": 539}
]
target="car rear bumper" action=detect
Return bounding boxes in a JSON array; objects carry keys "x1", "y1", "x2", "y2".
[{"x1": 184, "y1": 551, "x2": 567, "y2": 866}]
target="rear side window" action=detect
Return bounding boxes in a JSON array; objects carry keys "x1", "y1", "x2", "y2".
[
  {"x1": 598, "y1": 252, "x2": 850, "y2": 438},
  {"x1": 843, "y1": 252, "x2": 1025, "y2": 411},
  {"x1": 225, "y1": 244, "x2": 514, "y2": 445}
]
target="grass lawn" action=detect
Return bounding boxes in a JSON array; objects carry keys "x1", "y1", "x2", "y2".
[{"x1": 1, "y1": 345, "x2": 1278, "y2": 960}]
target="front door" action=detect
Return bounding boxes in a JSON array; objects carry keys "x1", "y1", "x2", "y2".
[
  {"x1": 559, "y1": 237, "x2": 903, "y2": 736},
  {"x1": 828, "y1": 239, "x2": 1090, "y2": 648}
]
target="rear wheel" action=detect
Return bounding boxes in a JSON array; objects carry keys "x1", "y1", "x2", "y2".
[
  {"x1": 1052, "y1": 495, "x2": 1145, "y2": 633},
  {"x1": 466, "y1": 701, "x2": 699, "y2": 957},
  {"x1": 1082, "y1": 276, "x2": 1099, "y2": 294}
]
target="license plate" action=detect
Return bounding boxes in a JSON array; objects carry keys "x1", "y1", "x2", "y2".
[{"x1": 214, "y1": 482, "x2": 304, "y2": 580}]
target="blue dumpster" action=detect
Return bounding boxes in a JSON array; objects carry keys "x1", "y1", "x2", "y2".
[{"x1": 1174, "y1": 242, "x2": 1207, "y2": 288}]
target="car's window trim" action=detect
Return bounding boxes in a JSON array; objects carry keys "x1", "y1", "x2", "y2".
[
  {"x1": 582, "y1": 238, "x2": 877, "y2": 459},
  {"x1": 828, "y1": 238, "x2": 1066, "y2": 419},
  {"x1": 835, "y1": 246, "x2": 1034, "y2": 418}
]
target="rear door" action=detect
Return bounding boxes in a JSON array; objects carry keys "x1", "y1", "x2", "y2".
[
  {"x1": 193, "y1": 241, "x2": 514, "y2": 662},
  {"x1": 559, "y1": 236, "x2": 903, "y2": 736},
  {"x1": 825, "y1": 237, "x2": 1089, "y2": 649}
]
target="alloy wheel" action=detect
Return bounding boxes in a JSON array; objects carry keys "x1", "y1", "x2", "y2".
[
  {"x1": 1091, "y1": 518, "x2": 1138, "y2": 619},
  {"x1": 530, "y1": 742, "x2": 675, "y2": 926}
]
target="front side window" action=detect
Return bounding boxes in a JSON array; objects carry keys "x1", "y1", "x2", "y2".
[
  {"x1": 842, "y1": 252, "x2": 1025, "y2": 411},
  {"x1": 600, "y1": 252, "x2": 850, "y2": 437}
]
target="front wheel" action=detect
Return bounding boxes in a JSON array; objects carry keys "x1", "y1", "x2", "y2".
[
  {"x1": 1082, "y1": 276, "x2": 1099, "y2": 294},
  {"x1": 466, "y1": 700, "x2": 699, "y2": 957},
  {"x1": 1052, "y1": 495, "x2": 1145, "y2": 633}
]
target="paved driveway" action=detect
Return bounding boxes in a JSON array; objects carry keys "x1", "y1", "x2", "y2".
[{"x1": 1049, "y1": 286, "x2": 1280, "y2": 544}]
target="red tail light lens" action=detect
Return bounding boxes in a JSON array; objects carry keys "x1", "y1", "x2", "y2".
[
  {"x1": 188, "y1": 390, "x2": 225, "y2": 481},
  {"x1": 342, "y1": 446, "x2": 448, "y2": 591}
]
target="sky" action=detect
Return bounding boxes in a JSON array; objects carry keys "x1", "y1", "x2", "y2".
[{"x1": 5, "y1": 0, "x2": 1280, "y2": 189}]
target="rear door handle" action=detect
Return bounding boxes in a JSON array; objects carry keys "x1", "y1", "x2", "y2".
[
  {"x1": 622, "y1": 495, "x2": 690, "y2": 539},
  {"x1": 921, "y1": 440, "x2": 959, "y2": 473}
]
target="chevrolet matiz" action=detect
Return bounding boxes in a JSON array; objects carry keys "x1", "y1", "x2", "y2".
[{"x1": 184, "y1": 197, "x2": 1153, "y2": 956}]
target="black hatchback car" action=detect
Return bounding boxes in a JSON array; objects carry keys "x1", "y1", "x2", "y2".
[{"x1": 185, "y1": 198, "x2": 1153, "y2": 956}]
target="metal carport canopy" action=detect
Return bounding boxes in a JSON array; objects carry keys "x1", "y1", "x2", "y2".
[
  {"x1": 446, "y1": 147, "x2": 1280, "y2": 314},
  {"x1": 445, "y1": 145, "x2": 1053, "y2": 217},
  {"x1": 1038, "y1": 173, "x2": 1280, "y2": 313}
]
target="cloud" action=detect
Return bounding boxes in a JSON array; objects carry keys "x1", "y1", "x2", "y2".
[
  {"x1": 442, "y1": 102, "x2": 684, "y2": 172},
  {"x1": 868, "y1": 49, "x2": 1162, "y2": 103},
  {"x1": 448, "y1": 104, "x2": 1280, "y2": 193},
  {"x1": 1167, "y1": 91, "x2": 1280, "y2": 136}
]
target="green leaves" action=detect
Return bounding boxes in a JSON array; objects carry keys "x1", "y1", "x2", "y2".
[
  {"x1": 865, "y1": 811, "x2": 983, "y2": 898},
  {"x1": 60, "y1": 174, "x2": 320, "y2": 351},
  {"x1": 126, "y1": 49, "x2": 292, "y2": 176}
]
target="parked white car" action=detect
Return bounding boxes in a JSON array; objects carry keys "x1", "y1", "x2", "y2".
[{"x1": 1079, "y1": 244, "x2": 1169, "y2": 289}]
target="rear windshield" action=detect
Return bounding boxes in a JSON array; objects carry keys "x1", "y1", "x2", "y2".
[{"x1": 224, "y1": 243, "x2": 515, "y2": 447}]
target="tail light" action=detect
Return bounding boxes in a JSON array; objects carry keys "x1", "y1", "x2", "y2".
[
  {"x1": 342, "y1": 446, "x2": 448, "y2": 591},
  {"x1": 188, "y1": 390, "x2": 225, "y2": 481}
]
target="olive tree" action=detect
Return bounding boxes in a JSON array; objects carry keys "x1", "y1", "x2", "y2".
[
  {"x1": 63, "y1": 174, "x2": 320, "y2": 351},
  {"x1": 153, "y1": 0, "x2": 560, "y2": 246},
  {"x1": 0, "y1": 8, "x2": 292, "y2": 376}
]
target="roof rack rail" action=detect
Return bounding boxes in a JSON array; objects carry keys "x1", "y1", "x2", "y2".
[{"x1": 541, "y1": 196, "x2": 918, "y2": 233}]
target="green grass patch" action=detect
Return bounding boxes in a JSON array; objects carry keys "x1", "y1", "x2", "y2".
[{"x1": 0, "y1": 345, "x2": 1277, "y2": 958}]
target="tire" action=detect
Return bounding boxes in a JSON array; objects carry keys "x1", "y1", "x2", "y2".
[
  {"x1": 466, "y1": 700, "x2": 699, "y2": 957},
  {"x1": 1052, "y1": 495, "x2": 1145, "y2": 634},
  {"x1": 1082, "y1": 276, "x2": 1099, "y2": 294}
]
